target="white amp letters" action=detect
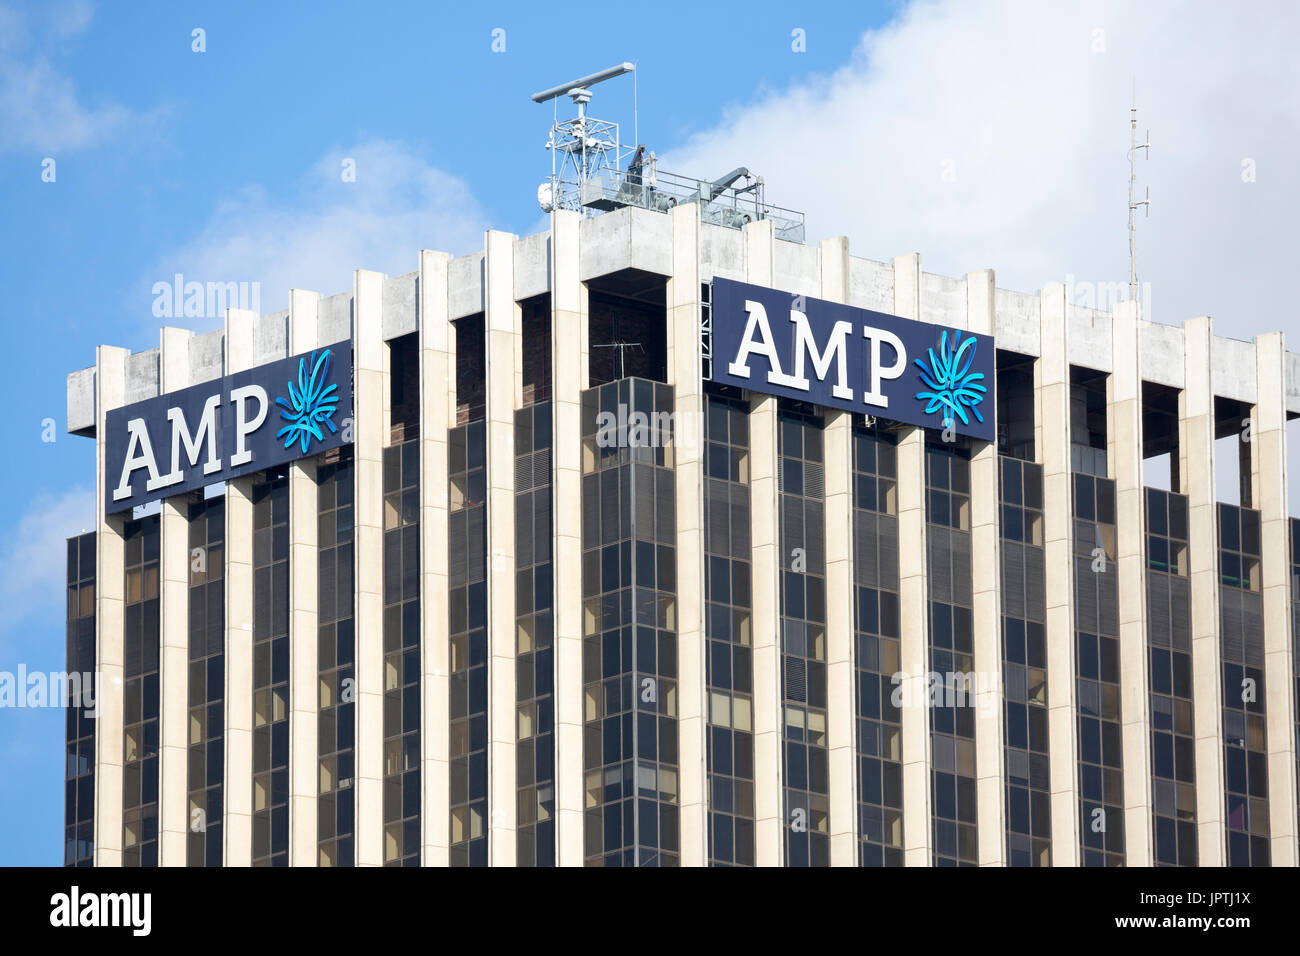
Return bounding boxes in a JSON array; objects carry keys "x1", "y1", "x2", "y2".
[
  {"x1": 113, "y1": 385, "x2": 267, "y2": 501},
  {"x1": 726, "y1": 298, "x2": 906, "y2": 410}
]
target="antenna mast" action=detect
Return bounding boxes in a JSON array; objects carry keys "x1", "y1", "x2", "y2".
[
  {"x1": 531, "y1": 62, "x2": 636, "y2": 216},
  {"x1": 1128, "y1": 85, "x2": 1151, "y2": 303},
  {"x1": 593, "y1": 341, "x2": 645, "y2": 381}
]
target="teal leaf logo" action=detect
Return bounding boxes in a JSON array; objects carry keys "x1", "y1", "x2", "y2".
[
  {"x1": 914, "y1": 330, "x2": 986, "y2": 427},
  {"x1": 276, "y1": 349, "x2": 340, "y2": 454}
]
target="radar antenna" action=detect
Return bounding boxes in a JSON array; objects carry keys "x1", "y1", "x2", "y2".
[{"x1": 531, "y1": 63, "x2": 636, "y2": 215}]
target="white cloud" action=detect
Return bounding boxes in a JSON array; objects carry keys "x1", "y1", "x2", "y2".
[
  {"x1": 0, "y1": 485, "x2": 93, "y2": 643},
  {"x1": 0, "y1": 0, "x2": 159, "y2": 152},
  {"x1": 138, "y1": 140, "x2": 492, "y2": 328},
  {"x1": 664, "y1": 0, "x2": 1300, "y2": 335},
  {"x1": 48, "y1": 0, "x2": 93, "y2": 39},
  {"x1": 0, "y1": 55, "x2": 134, "y2": 151}
]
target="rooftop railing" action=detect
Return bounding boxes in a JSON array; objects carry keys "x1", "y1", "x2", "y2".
[{"x1": 560, "y1": 167, "x2": 805, "y2": 244}]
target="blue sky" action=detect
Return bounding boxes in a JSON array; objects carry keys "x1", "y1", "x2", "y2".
[{"x1": 2, "y1": 0, "x2": 1297, "y2": 865}]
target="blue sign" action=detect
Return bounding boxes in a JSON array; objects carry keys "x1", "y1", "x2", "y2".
[
  {"x1": 105, "y1": 341, "x2": 354, "y2": 514},
  {"x1": 708, "y1": 278, "x2": 995, "y2": 442}
]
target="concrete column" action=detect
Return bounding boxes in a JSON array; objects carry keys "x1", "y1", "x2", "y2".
[
  {"x1": 485, "y1": 230, "x2": 520, "y2": 866},
  {"x1": 743, "y1": 219, "x2": 783, "y2": 866},
  {"x1": 1038, "y1": 284, "x2": 1080, "y2": 866},
  {"x1": 158, "y1": 327, "x2": 193, "y2": 866},
  {"x1": 1253, "y1": 332, "x2": 1298, "y2": 864},
  {"x1": 223, "y1": 307, "x2": 258, "y2": 867},
  {"x1": 750, "y1": 392, "x2": 780, "y2": 867},
  {"x1": 1110, "y1": 300, "x2": 1155, "y2": 865},
  {"x1": 967, "y1": 270, "x2": 1006, "y2": 866},
  {"x1": 1182, "y1": 316, "x2": 1226, "y2": 865},
  {"x1": 420, "y1": 250, "x2": 454, "y2": 866},
  {"x1": 287, "y1": 290, "x2": 320, "y2": 866},
  {"x1": 893, "y1": 253, "x2": 931, "y2": 866},
  {"x1": 353, "y1": 270, "x2": 386, "y2": 866},
  {"x1": 668, "y1": 204, "x2": 708, "y2": 866},
  {"x1": 551, "y1": 211, "x2": 587, "y2": 866},
  {"x1": 93, "y1": 344, "x2": 129, "y2": 867},
  {"x1": 820, "y1": 237, "x2": 857, "y2": 866}
]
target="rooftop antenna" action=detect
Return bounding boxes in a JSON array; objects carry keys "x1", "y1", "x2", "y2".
[
  {"x1": 1128, "y1": 81, "x2": 1151, "y2": 303},
  {"x1": 593, "y1": 340, "x2": 645, "y2": 381},
  {"x1": 531, "y1": 62, "x2": 636, "y2": 215}
]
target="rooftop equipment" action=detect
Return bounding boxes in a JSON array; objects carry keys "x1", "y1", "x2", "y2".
[{"x1": 531, "y1": 63, "x2": 805, "y2": 243}]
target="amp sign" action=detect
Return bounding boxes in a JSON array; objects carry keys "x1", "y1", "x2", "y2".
[
  {"x1": 105, "y1": 342, "x2": 354, "y2": 514},
  {"x1": 708, "y1": 278, "x2": 995, "y2": 442}
]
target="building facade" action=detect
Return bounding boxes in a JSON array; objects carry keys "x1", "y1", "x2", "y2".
[{"x1": 64, "y1": 205, "x2": 1300, "y2": 865}]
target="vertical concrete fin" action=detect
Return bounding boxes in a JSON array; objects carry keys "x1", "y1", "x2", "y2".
[
  {"x1": 288, "y1": 289, "x2": 320, "y2": 866},
  {"x1": 1039, "y1": 283, "x2": 1081, "y2": 865},
  {"x1": 1111, "y1": 298, "x2": 1155, "y2": 865},
  {"x1": 420, "y1": 250, "x2": 454, "y2": 866},
  {"x1": 744, "y1": 219, "x2": 783, "y2": 866},
  {"x1": 670, "y1": 204, "x2": 708, "y2": 865},
  {"x1": 551, "y1": 211, "x2": 586, "y2": 866},
  {"x1": 353, "y1": 270, "x2": 386, "y2": 866},
  {"x1": 158, "y1": 327, "x2": 194, "y2": 866},
  {"x1": 485, "y1": 230, "x2": 520, "y2": 865},
  {"x1": 1182, "y1": 315, "x2": 1226, "y2": 865},
  {"x1": 893, "y1": 252, "x2": 932, "y2": 865},
  {"x1": 967, "y1": 270, "x2": 1006, "y2": 866},
  {"x1": 223, "y1": 307, "x2": 258, "y2": 866},
  {"x1": 93, "y1": 344, "x2": 130, "y2": 867},
  {"x1": 1253, "y1": 332, "x2": 1298, "y2": 864},
  {"x1": 820, "y1": 236, "x2": 857, "y2": 866}
]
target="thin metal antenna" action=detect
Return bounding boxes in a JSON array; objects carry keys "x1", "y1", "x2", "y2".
[
  {"x1": 633, "y1": 61, "x2": 639, "y2": 148},
  {"x1": 1128, "y1": 80, "x2": 1151, "y2": 303},
  {"x1": 593, "y1": 340, "x2": 645, "y2": 380}
]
